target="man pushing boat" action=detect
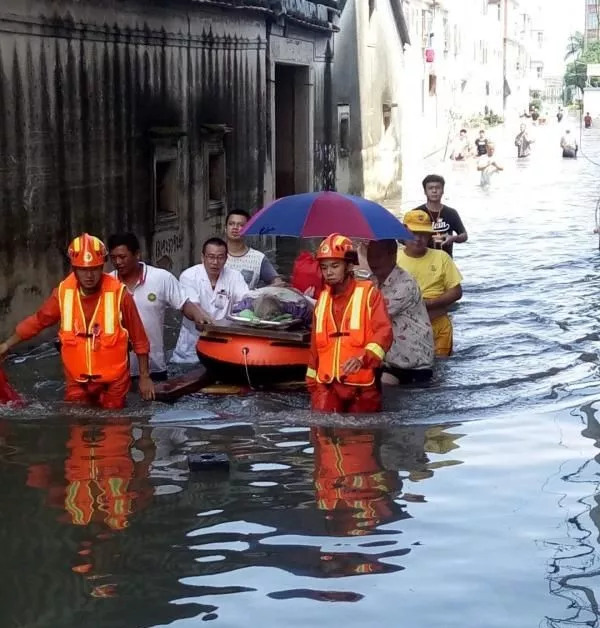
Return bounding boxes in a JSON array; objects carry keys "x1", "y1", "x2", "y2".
[{"x1": 305, "y1": 234, "x2": 393, "y2": 413}]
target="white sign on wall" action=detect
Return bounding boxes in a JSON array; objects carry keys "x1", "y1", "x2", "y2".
[{"x1": 588, "y1": 64, "x2": 600, "y2": 77}]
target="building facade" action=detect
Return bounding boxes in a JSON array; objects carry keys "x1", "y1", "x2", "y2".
[
  {"x1": 332, "y1": 0, "x2": 507, "y2": 202},
  {"x1": 332, "y1": 0, "x2": 407, "y2": 200},
  {"x1": 586, "y1": 0, "x2": 600, "y2": 44},
  {"x1": 400, "y1": 0, "x2": 504, "y2": 197},
  {"x1": 0, "y1": 0, "x2": 337, "y2": 336}
]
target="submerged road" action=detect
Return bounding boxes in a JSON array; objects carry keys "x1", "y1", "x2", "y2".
[{"x1": 2, "y1": 118, "x2": 600, "y2": 627}]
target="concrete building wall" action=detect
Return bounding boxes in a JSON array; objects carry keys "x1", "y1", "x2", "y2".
[
  {"x1": 503, "y1": 0, "x2": 534, "y2": 116},
  {"x1": 0, "y1": 0, "x2": 336, "y2": 337},
  {"x1": 333, "y1": 0, "x2": 404, "y2": 200},
  {"x1": 584, "y1": 87, "x2": 600, "y2": 115},
  {"x1": 586, "y1": 0, "x2": 600, "y2": 44}
]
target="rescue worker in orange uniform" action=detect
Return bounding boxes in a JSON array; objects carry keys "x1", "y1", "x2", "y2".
[
  {"x1": 0, "y1": 233, "x2": 154, "y2": 408},
  {"x1": 306, "y1": 234, "x2": 393, "y2": 413}
]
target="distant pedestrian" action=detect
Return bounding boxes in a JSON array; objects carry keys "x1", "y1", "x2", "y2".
[
  {"x1": 450, "y1": 129, "x2": 471, "y2": 161},
  {"x1": 585, "y1": 112, "x2": 592, "y2": 128},
  {"x1": 477, "y1": 142, "x2": 503, "y2": 186},
  {"x1": 515, "y1": 123, "x2": 533, "y2": 158},
  {"x1": 560, "y1": 129, "x2": 578, "y2": 158},
  {"x1": 474, "y1": 129, "x2": 489, "y2": 156}
]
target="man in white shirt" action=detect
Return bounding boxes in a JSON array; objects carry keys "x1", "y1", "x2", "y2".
[
  {"x1": 171, "y1": 237, "x2": 249, "y2": 363},
  {"x1": 225, "y1": 209, "x2": 284, "y2": 289},
  {"x1": 477, "y1": 142, "x2": 503, "y2": 187},
  {"x1": 108, "y1": 233, "x2": 212, "y2": 380}
]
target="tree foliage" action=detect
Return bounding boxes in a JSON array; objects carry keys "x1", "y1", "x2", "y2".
[
  {"x1": 564, "y1": 38, "x2": 600, "y2": 91},
  {"x1": 565, "y1": 31, "x2": 584, "y2": 62}
]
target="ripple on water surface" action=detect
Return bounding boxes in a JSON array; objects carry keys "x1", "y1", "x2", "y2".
[{"x1": 2, "y1": 126, "x2": 600, "y2": 627}]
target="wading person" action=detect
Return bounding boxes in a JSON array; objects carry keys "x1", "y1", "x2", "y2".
[
  {"x1": 0, "y1": 233, "x2": 154, "y2": 408},
  {"x1": 306, "y1": 234, "x2": 392, "y2": 413},
  {"x1": 474, "y1": 129, "x2": 489, "y2": 157},
  {"x1": 560, "y1": 129, "x2": 578, "y2": 158},
  {"x1": 225, "y1": 209, "x2": 284, "y2": 289},
  {"x1": 515, "y1": 123, "x2": 533, "y2": 158},
  {"x1": 108, "y1": 232, "x2": 212, "y2": 381},
  {"x1": 450, "y1": 129, "x2": 471, "y2": 161},
  {"x1": 367, "y1": 240, "x2": 434, "y2": 385},
  {"x1": 416, "y1": 174, "x2": 467, "y2": 258},
  {"x1": 477, "y1": 142, "x2": 503, "y2": 186},
  {"x1": 171, "y1": 237, "x2": 248, "y2": 363},
  {"x1": 398, "y1": 211, "x2": 463, "y2": 357}
]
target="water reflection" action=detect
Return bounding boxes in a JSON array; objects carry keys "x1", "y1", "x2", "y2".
[
  {"x1": 27, "y1": 423, "x2": 155, "y2": 532},
  {"x1": 181, "y1": 423, "x2": 464, "y2": 615},
  {"x1": 0, "y1": 419, "x2": 464, "y2": 625},
  {"x1": 544, "y1": 403, "x2": 600, "y2": 628}
]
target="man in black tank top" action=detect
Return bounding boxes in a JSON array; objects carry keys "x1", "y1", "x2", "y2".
[{"x1": 415, "y1": 174, "x2": 468, "y2": 258}]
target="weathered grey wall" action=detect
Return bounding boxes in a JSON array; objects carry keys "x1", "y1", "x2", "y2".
[
  {"x1": 0, "y1": 0, "x2": 336, "y2": 337},
  {"x1": 333, "y1": 0, "x2": 404, "y2": 200}
]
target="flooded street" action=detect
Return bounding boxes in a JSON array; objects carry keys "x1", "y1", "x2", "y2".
[{"x1": 3, "y1": 121, "x2": 600, "y2": 627}]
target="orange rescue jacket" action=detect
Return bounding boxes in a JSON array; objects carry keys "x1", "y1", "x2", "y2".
[
  {"x1": 58, "y1": 273, "x2": 129, "y2": 383},
  {"x1": 312, "y1": 280, "x2": 386, "y2": 386}
]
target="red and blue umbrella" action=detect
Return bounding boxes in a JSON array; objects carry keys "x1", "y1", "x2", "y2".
[{"x1": 241, "y1": 192, "x2": 413, "y2": 240}]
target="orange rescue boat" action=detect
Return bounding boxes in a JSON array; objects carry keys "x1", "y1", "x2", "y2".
[{"x1": 196, "y1": 320, "x2": 310, "y2": 385}]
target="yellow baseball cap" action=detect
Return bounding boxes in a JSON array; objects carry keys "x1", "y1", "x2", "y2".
[{"x1": 403, "y1": 209, "x2": 434, "y2": 234}]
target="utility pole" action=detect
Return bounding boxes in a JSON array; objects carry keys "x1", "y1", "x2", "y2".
[{"x1": 503, "y1": 0, "x2": 508, "y2": 112}]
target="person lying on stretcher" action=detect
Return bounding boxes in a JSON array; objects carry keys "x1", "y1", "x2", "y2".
[{"x1": 231, "y1": 286, "x2": 314, "y2": 327}]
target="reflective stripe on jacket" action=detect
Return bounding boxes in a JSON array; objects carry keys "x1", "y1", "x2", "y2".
[
  {"x1": 58, "y1": 273, "x2": 129, "y2": 383},
  {"x1": 313, "y1": 280, "x2": 385, "y2": 386}
]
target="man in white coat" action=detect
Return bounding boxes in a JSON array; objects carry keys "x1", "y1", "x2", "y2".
[{"x1": 171, "y1": 237, "x2": 248, "y2": 363}]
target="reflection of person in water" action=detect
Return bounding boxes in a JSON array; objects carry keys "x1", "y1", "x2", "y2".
[
  {"x1": 26, "y1": 422, "x2": 156, "y2": 593},
  {"x1": 27, "y1": 423, "x2": 155, "y2": 529},
  {"x1": 312, "y1": 428, "x2": 404, "y2": 535},
  {"x1": 311, "y1": 427, "x2": 407, "y2": 575}
]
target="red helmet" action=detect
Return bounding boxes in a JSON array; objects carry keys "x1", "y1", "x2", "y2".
[
  {"x1": 67, "y1": 233, "x2": 107, "y2": 268},
  {"x1": 316, "y1": 234, "x2": 356, "y2": 262}
]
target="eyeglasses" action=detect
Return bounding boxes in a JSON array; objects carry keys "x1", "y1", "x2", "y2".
[{"x1": 204, "y1": 254, "x2": 227, "y2": 262}]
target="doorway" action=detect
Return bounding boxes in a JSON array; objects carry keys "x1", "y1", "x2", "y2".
[{"x1": 275, "y1": 64, "x2": 311, "y2": 197}]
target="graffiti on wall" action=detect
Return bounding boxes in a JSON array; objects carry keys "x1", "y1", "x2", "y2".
[{"x1": 153, "y1": 230, "x2": 183, "y2": 272}]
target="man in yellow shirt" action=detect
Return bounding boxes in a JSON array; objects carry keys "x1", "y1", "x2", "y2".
[{"x1": 397, "y1": 210, "x2": 463, "y2": 356}]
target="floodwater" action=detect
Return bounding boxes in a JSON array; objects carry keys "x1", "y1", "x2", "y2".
[{"x1": 2, "y1": 120, "x2": 600, "y2": 627}]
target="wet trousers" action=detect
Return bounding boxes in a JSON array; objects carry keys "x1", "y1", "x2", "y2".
[
  {"x1": 310, "y1": 382, "x2": 382, "y2": 413},
  {"x1": 64, "y1": 370, "x2": 130, "y2": 409},
  {"x1": 431, "y1": 315, "x2": 453, "y2": 357}
]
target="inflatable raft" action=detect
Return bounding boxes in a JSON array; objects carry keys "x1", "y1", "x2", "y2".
[{"x1": 196, "y1": 320, "x2": 310, "y2": 386}]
